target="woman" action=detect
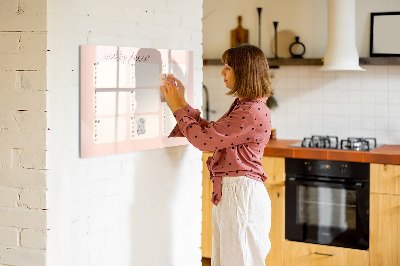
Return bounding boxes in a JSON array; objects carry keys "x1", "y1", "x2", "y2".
[{"x1": 161, "y1": 44, "x2": 273, "y2": 266}]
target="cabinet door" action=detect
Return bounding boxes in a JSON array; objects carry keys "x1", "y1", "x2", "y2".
[
  {"x1": 264, "y1": 185, "x2": 284, "y2": 266},
  {"x1": 201, "y1": 152, "x2": 213, "y2": 258},
  {"x1": 370, "y1": 163, "x2": 400, "y2": 195},
  {"x1": 261, "y1": 156, "x2": 285, "y2": 185},
  {"x1": 370, "y1": 193, "x2": 400, "y2": 266},
  {"x1": 284, "y1": 241, "x2": 369, "y2": 266}
]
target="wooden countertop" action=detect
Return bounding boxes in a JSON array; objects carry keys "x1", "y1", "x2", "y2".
[{"x1": 263, "y1": 139, "x2": 400, "y2": 165}]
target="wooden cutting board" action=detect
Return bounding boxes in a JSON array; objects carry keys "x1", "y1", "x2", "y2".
[{"x1": 231, "y1": 16, "x2": 249, "y2": 48}]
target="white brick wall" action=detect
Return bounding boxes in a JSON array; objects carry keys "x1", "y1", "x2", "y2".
[
  {"x1": 46, "y1": 1, "x2": 203, "y2": 266},
  {"x1": 0, "y1": 0, "x2": 48, "y2": 265}
]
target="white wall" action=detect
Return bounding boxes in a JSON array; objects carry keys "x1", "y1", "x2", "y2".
[
  {"x1": 203, "y1": 0, "x2": 400, "y2": 145},
  {"x1": 0, "y1": 0, "x2": 48, "y2": 265},
  {"x1": 203, "y1": 0, "x2": 400, "y2": 58},
  {"x1": 46, "y1": 0, "x2": 203, "y2": 265}
]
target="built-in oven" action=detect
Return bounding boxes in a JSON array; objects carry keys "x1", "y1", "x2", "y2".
[{"x1": 285, "y1": 158, "x2": 369, "y2": 250}]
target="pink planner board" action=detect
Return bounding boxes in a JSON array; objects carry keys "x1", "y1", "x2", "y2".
[{"x1": 80, "y1": 45, "x2": 193, "y2": 158}]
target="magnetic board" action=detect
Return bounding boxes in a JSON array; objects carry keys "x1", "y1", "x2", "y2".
[{"x1": 80, "y1": 45, "x2": 193, "y2": 157}]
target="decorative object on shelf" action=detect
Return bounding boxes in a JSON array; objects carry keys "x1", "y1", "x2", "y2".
[
  {"x1": 269, "y1": 30, "x2": 295, "y2": 59},
  {"x1": 273, "y1": 21, "x2": 279, "y2": 58},
  {"x1": 231, "y1": 16, "x2": 249, "y2": 48},
  {"x1": 257, "y1": 8, "x2": 262, "y2": 48},
  {"x1": 289, "y1": 36, "x2": 306, "y2": 58},
  {"x1": 370, "y1": 12, "x2": 400, "y2": 57}
]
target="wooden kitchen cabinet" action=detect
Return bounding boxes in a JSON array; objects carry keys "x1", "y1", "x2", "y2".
[
  {"x1": 264, "y1": 184, "x2": 285, "y2": 266},
  {"x1": 201, "y1": 154, "x2": 286, "y2": 266},
  {"x1": 370, "y1": 193, "x2": 400, "y2": 266},
  {"x1": 261, "y1": 156, "x2": 285, "y2": 266},
  {"x1": 202, "y1": 152, "x2": 214, "y2": 258},
  {"x1": 370, "y1": 163, "x2": 400, "y2": 266},
  {"x1": 284, "y1": 241, "x2": 369, "y2": 266},
  {"x1": 370, "y1": 163, "x2": 400, "y2": 195}
]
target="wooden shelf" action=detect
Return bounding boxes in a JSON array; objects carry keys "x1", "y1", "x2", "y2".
[
  {"x1": 359, "y1": 57, "x2": 400, "y2": 65},
  {"x1": 203, "y1": 58, "x2": 323, "y2": 67},
  {"x1": 203, "y1": 57, "x2": 400, "y2": 67}
]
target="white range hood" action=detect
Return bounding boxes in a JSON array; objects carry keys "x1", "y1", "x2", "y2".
[{"x1": 320, "y1": 0, "x2": 365, "y2": 71}]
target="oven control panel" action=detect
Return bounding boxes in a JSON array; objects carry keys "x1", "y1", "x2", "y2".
[{"x1": 286, "y1": 158, "x2": 369, "y2": 180}]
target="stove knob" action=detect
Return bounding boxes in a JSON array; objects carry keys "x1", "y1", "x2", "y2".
[
  {"x1": 305, "y1": 162, "x2": 312, "y2": 171},
  {"x1": 340, "y1": 164, "x2": 347, "y2": 174}
]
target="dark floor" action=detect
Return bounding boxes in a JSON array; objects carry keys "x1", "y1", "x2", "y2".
[{"x1": 202, "y1": 257, "x2": 211, "y2": 266}]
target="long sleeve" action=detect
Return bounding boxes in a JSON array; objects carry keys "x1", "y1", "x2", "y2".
[
  {"x1": 168, "y1": 103, "x2": 211, "y2": 137},
  {"x1": 172, "y1": 105, "x2": 257, "y2": 152}
]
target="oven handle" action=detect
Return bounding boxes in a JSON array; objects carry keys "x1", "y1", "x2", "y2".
[
  {"x1": 314, "y1": 252, "x2": 335, "y2": 257},
  {"x1": 286, "y1": 177, "x2": 364, "y2": 189}
]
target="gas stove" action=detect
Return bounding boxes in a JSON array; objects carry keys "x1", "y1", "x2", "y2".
[{"x1": 289, "y1": 135, "x2": 381, "y2": 151}]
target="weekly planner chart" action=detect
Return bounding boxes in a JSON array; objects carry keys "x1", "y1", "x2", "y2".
[{"x1": 80, "y1": 45, "x2": 193, "y2": 158}]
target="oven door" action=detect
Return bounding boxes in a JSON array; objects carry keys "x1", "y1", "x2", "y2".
[{"x1": 285, "y1": 177, "x2": 369, "y2": 250}]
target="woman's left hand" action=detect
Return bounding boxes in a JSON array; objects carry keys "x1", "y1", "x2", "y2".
[{"x1": 160, "y1": 78, "x2": 184, "y2": 113}]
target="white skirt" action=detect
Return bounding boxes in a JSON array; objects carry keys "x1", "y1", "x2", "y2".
[{"x1": 212, "y1": 176, "x2": 271, "y2": 266}]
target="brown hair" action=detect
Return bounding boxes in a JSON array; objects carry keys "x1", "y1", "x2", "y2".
[{"x1": 221, "y1": 44, "x2": 273, "y2": 99}]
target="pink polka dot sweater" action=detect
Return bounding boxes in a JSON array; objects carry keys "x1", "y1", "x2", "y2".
[{"x1": 169, "y1": 97, "x2": 272, "y2": 206}]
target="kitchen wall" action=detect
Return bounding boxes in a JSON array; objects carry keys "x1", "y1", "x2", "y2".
[
  {"x1": 46, "y1": 0, "x2": 203, "y2": 265},
  {"x1": 0, "y1": 0, "x2": 203, "y2": 266},
  {"x1": 0, "y1": 0, "x2": 48, "y2": 265},
  {"x1": 203, "y1": 0, "x2": 400, "y2": 144}
]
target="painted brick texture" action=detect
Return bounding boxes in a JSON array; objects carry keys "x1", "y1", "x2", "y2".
[
  {"x1": 46, "y1": 0, "x2": 204, "y2": 266},
  {"x1": 0, "y1": 0, "x2": 48, "y2": 265}
]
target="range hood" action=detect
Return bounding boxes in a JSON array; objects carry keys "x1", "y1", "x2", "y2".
[{"x1": 320, "y1": 0, "x2": 365, "y2": 71}]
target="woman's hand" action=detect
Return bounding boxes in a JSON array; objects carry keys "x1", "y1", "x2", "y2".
[
  {"x1": 160, "y1": 77, "x2": 184, "y2": 113},
  {"x1": 173, "y1": 77, "x2": 187, "y2": 109}
]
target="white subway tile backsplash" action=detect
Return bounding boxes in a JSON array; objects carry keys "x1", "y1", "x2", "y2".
[
  {"x1": 204, "y1": 65, "x2": 400, "y2": 144},
  {"x1": 336, "y1": 115, "x2": 348, "y2": 129},
  {"x1": 362, "y1": 116, "x2": 374, "y2": 130},
  {"x1": 348, "y1": 103, "x2": 362, "y2": 116},
  {"x1": 361, "y1": 129, "x2": 375, "y2": 138},
  {"x1": 348, "y1": 71, "x2": 362, "y2": 90},
  {"x1": 374, "y1": 90, "x2": 388, "y2": 104},
  {"x1": 349, "y1": 128, "x2": 362, "y2": 137},
  {"x1": 389, "y1": 105, "x2": 400, "y2": 117},
  {"x1": 323, "y1": 103, "x2": 336, "y2": 115},
  {"x1": 286, "y1": 77, "x2": 299, "y2": 89},
  {"x1": 388, "y1": 91, "x2": 400, "y2": 104},
  {"x1": 389, "y1": 117, "x2": 400, "y2": 131},
  {"x1": 388, "y1": 131, "x2": 400, "y2": 143},
  {"x1": 285, "y1": 66, "x2": 298, "y2": 77},
  {"x1": 335, "y1": 73, "x2": 349, "y2": 90},
  {"x1": 374, "y1": 65, "x2": 388, "y2": 77},
  {"x1": 388, "y1": 76, "x2": 400, "y2": 91},
  {"x1": 348, "y1": 90, "x2": 362, "y2": 103},
  {"x1": 298, "y1": 67, "x2": 311, "y2": 78},
  {"x1": 336, "y1": 103, "x2": 349, "y2": 116},
  {"x1": 374, "y1": 117, "x2": 389, "y2": 130},
  {"x1": 298, "y1": 77, "x2": 311, "y2": 89},
  {"x1": 348, "y1": 116, "x2": 362, "y2": 129},
  {"x1": 361, "y1": 104, "x2": 375, "y2": 116},
  {"x1": 323, "y1": 87, "x2": 336, "y2": 103},
  {"x1": 375, "y1": 104, "x2": 389, "y2": 117},
  {"x1": 361, "y1": 90, "x2": 375, "y2": 104},
  {"x1": 388, "y1": 65, "x2": 400, "y2": 76},
  {"x1": 374, "y1": 77, "x2": 388, "y2": 91},
  {"x1": 375, "y1": 130, "x2": 389, "y2": 144}
]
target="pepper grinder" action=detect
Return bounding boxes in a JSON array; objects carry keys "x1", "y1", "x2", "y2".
[{"x1": 273, "y1": 21, "x2": 279, "y2": 58}]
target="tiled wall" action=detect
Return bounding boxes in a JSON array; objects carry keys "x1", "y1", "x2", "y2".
[
  {"x1": 271, "y1": 65, "x2": 400, "y2": 144},
  {"x1": 203, "y1": 65, "x2": 400, "y2": 145}
]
